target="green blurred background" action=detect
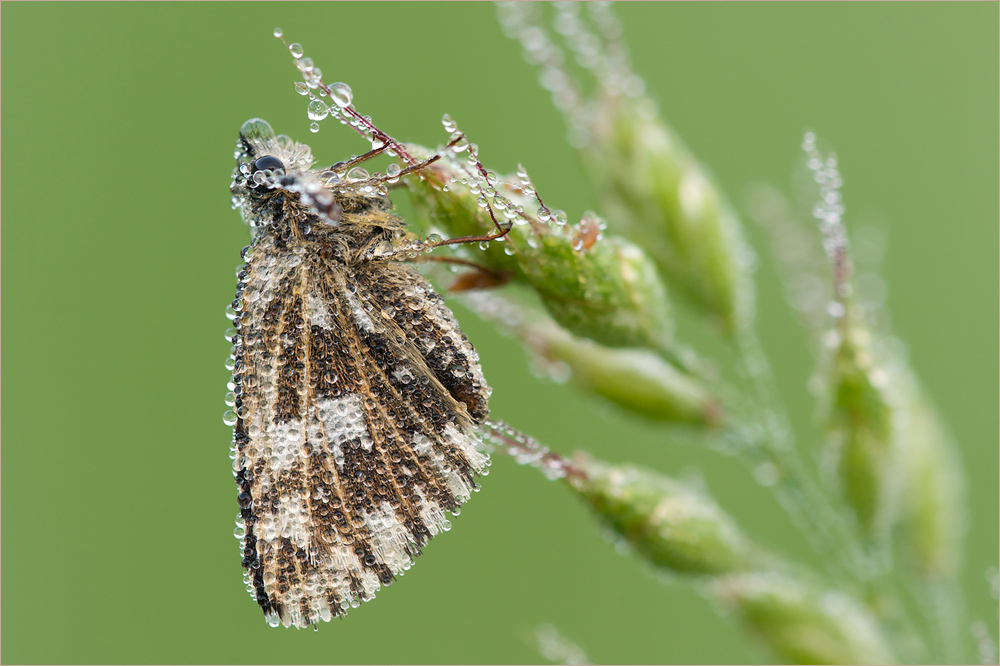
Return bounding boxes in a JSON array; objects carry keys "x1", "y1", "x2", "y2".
[{"x1": 2, "y1": 3, "x2": 996, "y2": 664}]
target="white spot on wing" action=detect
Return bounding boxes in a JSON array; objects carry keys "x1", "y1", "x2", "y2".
[
  {"x1": 305, "y1": 291, "x2": 334, "y2": 329},
  {"x1": 392, "y1": 366, "x2": 415, "y2": 384},
  {"x1": 413, "y1": 487, "x2": 449, "y2": 537},
  {"x1": 444, "y1": 422, "x2": 489, "y2": 473},
  {"x1": 412, "y1": 432, "x2": 434, "y2": 458},
  {"x1": 308, "y1": 394, "x2": 372, "y2": 470},
  {"x1": 410, "y1": 425, "x2": 489, "y2": 508},
  {"x1": 257, "y1": 490, "x2": 311, "y2": 549},
  {"x1": 271, "y1": 418, "x2": 304, "y2": 471},
  {"x1": 364, "y1": 502, "x2": 416, "y2": 574},
  {"x1": 342, "y1": 285, "x2": 375, "y2": 333}
]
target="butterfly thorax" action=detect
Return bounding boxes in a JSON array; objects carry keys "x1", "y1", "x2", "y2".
[{"x1": 239, "y1": 181, "x2": 408, "y2": 266}]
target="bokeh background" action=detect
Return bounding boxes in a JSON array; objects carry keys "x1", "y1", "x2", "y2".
[{"x1": 2, "y1": 3, "x2": 996, "y2": 664}]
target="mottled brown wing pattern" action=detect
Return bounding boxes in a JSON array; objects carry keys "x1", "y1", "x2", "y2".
[{"x1": 231, "y1": 231, "x2": 490, "y2": 628}]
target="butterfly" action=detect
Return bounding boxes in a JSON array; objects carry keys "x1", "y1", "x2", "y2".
[{"x1": 226, "y1": 117, "x2": 494, "y2": 628}]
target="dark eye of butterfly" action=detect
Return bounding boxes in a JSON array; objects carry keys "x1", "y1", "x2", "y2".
[{"x1": 252, "y1": 155, "x2": 285, "y2": 173}]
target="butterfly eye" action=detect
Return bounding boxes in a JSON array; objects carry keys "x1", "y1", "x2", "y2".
[{"x1": 252, "y1": 155, "x2": 285, "y2": 173}]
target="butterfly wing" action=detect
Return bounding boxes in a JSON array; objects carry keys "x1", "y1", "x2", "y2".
[{"x1": 232, "y1": 244, "x2": 490, "y2": 628}]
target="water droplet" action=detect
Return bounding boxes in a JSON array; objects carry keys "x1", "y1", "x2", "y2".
[
  {"x1": 450, "y1": 134, "x2": 469, "y2": 153},
  {"x1": 223, "y1": 410, "x2": 238, "y2": 427},
  {"x1": 309, "y1": 122, "x2": 320, "y2": 133},
  {"x1": 296, "y1": 57, "x2": 314, "y2": 74},
  {"x1": 385, "y1": 163, "x2": 402, "y2": 183},
  {"x1": 288, "y1": 43, "x2": 304, "y2": 59},
  {"x1": 346, "y1": 167, "x2": 369, "y2": 182},
  {"x1": 441, "y1": 113, "x2": 457, "y2": 133},
  {"x1": 239, "y1": 118, "x2": 276, "y2": 143},
  {"x1": 273, "y1": 27, "x2": 283, "y2": 38},
  {"x1": 329, "y1": 82, "x2": 353, "y2": 107},
  {"x1": 320, "y1": 170, "x2": 341, "y2": 185},
  {"x1": 307, "y1": 99, "x2": 329, "y2": 121}
]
